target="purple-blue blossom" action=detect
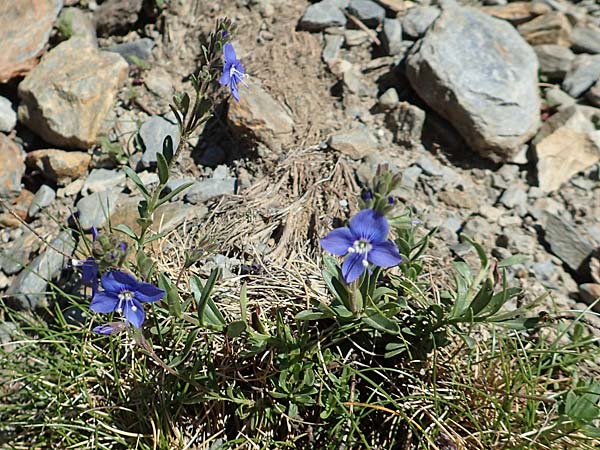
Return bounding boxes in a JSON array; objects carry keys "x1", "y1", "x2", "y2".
[
  {"x1": 320, "y1": 209, "x2": 402, "y2": 284},
  {"x1": 93, "y1": 322, "x2": 128, "y2": 335},
  {"x1": 219, "y1": 42, "x2": 246, "y2": 102},
  {"x1": 90, "y1": 271, "x2": 165, "y2": 328}
]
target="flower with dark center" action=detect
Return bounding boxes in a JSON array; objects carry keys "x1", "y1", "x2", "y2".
[
  {"x1": 320, "y1": 209, "x2": 402, "y2": 283},
  {"x1": 90, "y1": 271, "x2": 165, "y2": 328},
  {"x1": 219, "y1": 43, "x2": 246, "y2": 102}
]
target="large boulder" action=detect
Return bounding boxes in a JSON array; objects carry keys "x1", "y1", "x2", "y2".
[
  {"x1": 18, "y1": 38, "x2": 129, "y2": 149},
  {"x1": 0, "y1": 0, "x2": 63, "y2": 83},
  {"x1": 406, "y1": 4, "x2": 540, "y2": 162}
]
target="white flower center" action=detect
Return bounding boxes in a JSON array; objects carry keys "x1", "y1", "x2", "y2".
[
  {"x1": 115, "y1": 290, "x2": 135, "y2": 316},
  {"x1": 118, "y1": 290, "x2": 134, "y2": 301},
  {"x1": 348, "y1": 239, "x2": 371, "y2": 267},
  {"x1": 229, "y1": 65, "x2": 248, "y2": 86}
]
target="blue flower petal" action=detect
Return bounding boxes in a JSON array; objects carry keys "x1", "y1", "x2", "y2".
[
  {"x1": 134, "y1": 282, "x2": 165, "y2": 304},
  {"x1": 81, "y1": 258, "x2": 98, "y2": 284},
  {"x1": 223, "y1": 43, "x2": 237, "y2": 64},
  {"x1": 342, "y1": 252, "x2": 366, "y2": 284},
  {"x1": 368, "y1": 240, "x2": 402, "y2": 268},
  {"x1": 91, "y1": 226, "x2": 98, "y2": 241},
  {"x1": 124, "y1": 299, "x2": 145, "y2": 328},
  {"x1": 233, "y1": 61, "x2": 245, "y2": 79},
  {"x1": 349, "y1": 209, "x2": 389, "y2": 243},
  {"x1": 219, "y1": 65, "x2": 231, "y2": 86},
  {"x1": 101, "y1": 270, "x2": 138, "y2": 294},
  {"x1": 230, "y1": 81, "x2": 240, "y2": 102},
  {"x1": 320, "y1": 227, "x2": 354, "y2": 256},
  {"x1": 92, "y1": 322, "x2": 127, "y2": 335},
  {"x1": 90, "y1": 292, "x2": 119, "y2": 313}
]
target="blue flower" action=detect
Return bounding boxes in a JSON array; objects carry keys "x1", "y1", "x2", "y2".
[
  {"x1": 320, "y1": 209, "x2": 402, "y2": 284},
  {"x1": 90, "y1": 271, "x2": 165, "y2": 328},
  {"x1": 92, "y1": 322, "x2": 127, "y2": 335},
  {"x1": 219, "y1": 43, "x2": 246, "y2": 102},
  {"x1": 72, "y1": 257, "x2": 99, "y2": 295}
]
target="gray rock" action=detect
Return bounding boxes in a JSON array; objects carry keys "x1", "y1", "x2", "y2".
[
  {"x1": 531, "y1": 260, "x2": 557, "y2": 283},
  {"x1": 344, "y1": 30, "x2": 370, "y2": 47},
  {"x1": 138, "y1": 115, "x2": 181, "y2": 169},
  {"x1": 95, "y1": 0, "x2": 143, "y2": 36},
  {"x1": 415, "y1": 154, "x2": 444, "y2": 177},
  {"x1": 0, "y1": 321, "x2": 18, "y2": 352},
  {"x1": 144, "y1": 67, "x2": 174, "y2": 99},
  {"x1": 586, "y1": 79, "x2": 600, "y2": 107},
  {"x1": 381, "y1": 18, "x2": 404, "y2": 56},
  {"x1": 327, "y1": 127, "x2": 377, "y2": 160},
  {"x1": 164, "y1": 177, "x2": 195, "y2": 200},
  {"x1": 343, "y1": 65, "x2": 374, "y2": 97},
  {"x1": 184, "y1": 178, "x2": 236, "y2": 204},
  {"x1": 386, "y1": 101, "x2": 425, "y2": 147},
  {"x1": 28, "y1": 185, "x2": 56, "y2": 217},
  {"x1": 107, "y1": 38, "x2": 155, "y2": 65},
  {"x1": 379, "y1": 87, "x2": 399, "y2": 111},
  {"x1": 543, "y1": 212, "x2": 596, "y2": 274},
  {"x1": 7, "y1": 231, "x2": 75, "y2": 309},
  {"x1": 498, "y1": 185, "x2": 527, "y2": 209},
  {"x1": 534, "y1": 45, "x2": 575, "y2": 80},
  {"x1": 298, "y1": 0, "x2": 346, "y2": 31},
  {"x1": 402, "y1": 6, "x2": 440, "y2": 39},
  {"x1": 348, "y1": 0, "x2": 385, "y2": 28},
  {"x1": 406, "y1": 5, "x2": 541, "y2": 163},
  {"x1": 0, "y1": 96, "x2": 17, "y2": 132},
  {"x1": 579, "y1": 283, "x2": 600, "y2": 306},
  {"x1": 0, "y1": 134, "x2": 25, "y2": 201},
  {"x1": 562, "y1": 54, "x2": 600, "y2": 98},
  {"x1": 75, "y1": 189, "x2": 120, "y2": 230},
  {"x1": 322, "y1": 34, "x2": 344, "y2": 63},
  {"x1": 57, "y1": 7, "x2": 97, "y2": 45},
  {"x1": 571, "y1": 25, "x2": 600, "y2": 54},
  {"x1": 401, "y1": 165, "x2": 422, "y2": 189},
  {"x1": 82, "y1": 168, "x2": 126, "y2": 194},
  {"x1": 0, "y1": 231, "x2": 41, "y2": 275},
  {"x1": 545, "y1": 86, "x2": 576, "y2": 109}
]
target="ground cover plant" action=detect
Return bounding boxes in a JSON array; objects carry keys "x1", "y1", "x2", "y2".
[{"x1": 2, "y1": 6, "x2": 600, "y2": 450}]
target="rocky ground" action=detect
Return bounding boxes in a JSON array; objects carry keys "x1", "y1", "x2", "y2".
[{"x1": 1, "y1": 0, "x2": 600, "y2": 344}]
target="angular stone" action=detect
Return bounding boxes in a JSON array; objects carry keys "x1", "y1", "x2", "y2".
[
  {"x1": 402, "y1": 6, "x2": 440, "y2": 39},
  {"x1": 498, "y1": 185, "x2": 527, "y2": 209},
  {"x1": 6, "y1": 231, "x2": 75, "y2": 309},
  {"x1": 517, "y1": 12, "x2": 572, "y2": 46},
  {"x1": 82, "y1": 168, "x2": 126, "y2": 194},
  {"x1": 298, "y1": 0, "x2": 346, "y2": 32},
  {"x1": 543, "y1": 212, "x2": 595, "y2": 274},
  {"x1": 406, "y1": 5, "x2": 540, "y2": 162},
  {"x1": 535, "y1": 123, "x2": 600, "y2": 192},
  {"x1": 94, "y1": 0, "x2": 143, "y2": 36},
  {"x1": 0, "y1": 0, "x2": 63, "y2": 83},
  {"x1": 138, "y1": 115, "x2": 180, "y2": 168},
  {"x1": 579, "y1": 283, "x2": 600, "y2": 306},
  {"x1": 28, "y1": 185, "x2": 56, "y2": 218},
  {"x1": 571, "y1": 25, "x2": 600, "y2": 55},
  {"x1": 381, "y1": 19, "x2": 404, "y2": 56},
  {"x1": 56, "y1": 6, "x2": 97, "y2": 45},
  {"x1": 144, "y1": 67, "x2": 174, "y2": 99},
  {"x1": 348, "y1": 0, "x2": 386, "y2": 28},
  {"x1": 534, "y1": 44, "x2": 575, "y2": 80},
  {"x1": 0, "y1": 231, "x2": 41, "y2": 275},
  {"x1": 322, "y1": 34, "x2": 344, "y2": 63},
  {"x1": 562, "y1": 54, "x2": 600, "y2": 98},
  {"x1": 227, "y1": 82, "x2": 294, "y2": 148},
  {"x1": 480, "y1": 2, "x2": 551, "y2": 25},
  {"x1": 26, "y1": 149, "x2": 91, "y2": 185},
  {"x1": 386, "y1": 101, "x2": 425, "y2": 147},
  {"x1": 185, "y1": 178, "x2": 236, "y2": 204},
  {"x1": 379, "y1": 87, "x2": 399, "y2": 111},
  {"x1": 327, "y1": 127, "x2": 377, "y2": 160},
  {"x1": 587, "y1": 80, "x2": 600, "y2": 108},
  {"x1": 18, "y1": 38, "x2": 129, "y2": 150},
  {"x1": 0, "y1": 135, "x2": 25, "y2": 201},
  {"x1": 544, "y1": 86, "x2": 576, "y2": 110},
  {"x1": 107, "y1": 38, "x2": 155, "y2": 65},
  {"x1": 0, "y1": 97, "x2": 17, "y2": 133},
  {"x1": 75, "y1": 189, "x2": 120, "y2": 230}
]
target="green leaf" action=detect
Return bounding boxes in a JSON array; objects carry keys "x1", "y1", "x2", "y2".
[
  {"x1": 468, "y1": 278, "x2": 495, "y2": 317},
  {"x1": 112, "y1": 223, "x2": 138, "y2": 241},
  {"x1": 136, "y1": 250, "x2": 155, "y2": 280},
  {"x1": 190, "y1": 270, "x2": 224, "y2": 330},
  {"x1": 497, "y1": 254, "x2": 529, "y2": 268},
  {"x1": 162, "y1": 135, "x2": 174, "y2": 164},
  {"x1": 494, "y1": 316, "x2": 542, "y2": 330},
  {"x1": 295, "y1": 310, "x2": 329, "y2": 321},
  {"x1": 240, "y1": 283, "x2": 248, "y2": 323},
  {"x1": 169, "y1": 328, "x2": 199, "y2": 368},
  {"x1": 461, "y1": 234, "x2": 488, "y2": 269},
  {"x1": 157, "y1": 182, "x2": 194, "y2": 206},
  {"x1": 158, "y1": 273, "x2": 182, "y2": 319},
  {"x1": 361, "y1": 311, "x2": 399, "y2": 334},
  {"x1": 157, "y1": 152, "x2": 169, "y2": 185},
  {"x1": 123, "y1": 166, "x2": 150, "y2": 200},
  {"x1": 227, "y1": 320, "x2": 247, "y2": 338}
]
